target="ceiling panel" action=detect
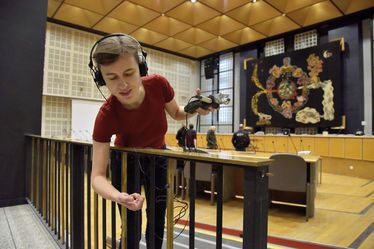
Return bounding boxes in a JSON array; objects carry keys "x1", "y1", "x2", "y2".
[
  {"x1": 93, "y1": 17, "x2": 138, "y2": 34},
  {"x1": 173, "y1": 27, "x2": 216, "y2": 45},
  {"x1": 47, "y1": 0, "x2": 373, "y2": 58},
  {"x1": 226, "y1": 1, "x2": 281, "y2": 26},
  {"x1": 287, "y1": 1, "x2": 342, "y2": 27},
  {"x1": 47, "y1": 0, "x2": 62, "y2": 17},
  {"x1": 197, "y1": 15, "x2": 245, "y2": 36},
  {"x1": 252, "y1": 16, "x2": 300, "y2": 37},
  {"x1": 222, "y1": 27, "x2": 266, "y2": 45},
  {"x1": 64, "y1": 0, "x2": 122, "y2": 15},
  {"x1": 54, "y1": 4, "x2": 103, "y2": 28},
  {"x1": 264, "y1": 0, "x2": 325, "y2": 13},
  {"x1": 109, "y1": 1, "x2": 160, "y2": 26},
  {"x1": 179, "y1": 46, "x2": 213, "y2": 58},
  {"x1": 130, "y1": 28, "x2": 168, "y2": 45},
  {"x1": 331, "y1": 0, "x2": 374, "y2": 14},
  {"x1": 154, "y1": 37, "x2": 193, "y2": 52},
  {"x1": 199, "y1": 0, "x2": 250, "y2": 13},
  {"x1": 143, "y1": 16, "x2": 191, "y2": 36},
  {"x1": 199, "y1": 37, "x2": 237, "y2": 52},
  {"x1": 166, "y1": 1, "x2": 220, "y2": 26},
  {"x1": 127, "y1": 0, "x2": 186, "y2": 13}
]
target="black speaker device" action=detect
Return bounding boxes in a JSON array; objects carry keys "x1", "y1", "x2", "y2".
[{"x1": 204, "y1": 57, "x2": 218, "y2": 80}]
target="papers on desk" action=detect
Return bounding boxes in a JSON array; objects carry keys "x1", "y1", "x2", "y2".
[{"x1": 297, "y1": 150, "x2": 311, "y2": 155}]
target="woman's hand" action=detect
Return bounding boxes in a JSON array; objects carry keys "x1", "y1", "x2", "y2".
[
  {"x1": 196, "y1": 106, "x2": 213, "y2": 115},
  {"x1": 115, "y1": 192, "x2": 144, "y2": 211}
]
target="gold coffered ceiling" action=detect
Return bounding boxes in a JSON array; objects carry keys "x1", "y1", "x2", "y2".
[{"x1": 48, "y1": 0, "x2": 374, "y2": 58}]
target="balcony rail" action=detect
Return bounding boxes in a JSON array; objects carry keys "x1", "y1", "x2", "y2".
[{"x1": 25, "y1": 134, "x2": 272, "y2": 249}]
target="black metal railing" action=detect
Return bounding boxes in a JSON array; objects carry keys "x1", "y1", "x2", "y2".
[{"x1": 25, "y1": 134, "x2": 272, "y2": 249}]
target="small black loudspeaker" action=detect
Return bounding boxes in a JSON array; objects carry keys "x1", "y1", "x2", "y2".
[{"x1": 204, "y1": 57, "x2": 218, "y2": 79}]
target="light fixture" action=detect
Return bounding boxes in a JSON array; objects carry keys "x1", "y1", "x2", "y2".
[
  {"x1": 253, "y1": 0, "x2": 257, "y2": 3},
  {"x1": 282, "y1": 13, "x2": 286, "y2": 16},
  {"x1": 191, "y1": 0, "x2": 197, "y2": 3}
]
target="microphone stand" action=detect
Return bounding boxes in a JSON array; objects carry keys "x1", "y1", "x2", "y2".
[{"x1": 284, "y1": 128, "x2": 298, "y2": 154}]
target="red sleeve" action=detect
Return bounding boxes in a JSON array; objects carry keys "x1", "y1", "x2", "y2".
[
  {"x1": 92, "y1": 106, "x2": 117, "y2": 143},
  {"x1": 157, "y1": 75, "x2": 174, "y2": 103}
]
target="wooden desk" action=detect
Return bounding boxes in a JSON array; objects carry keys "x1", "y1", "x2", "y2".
[{"x1": 208, "y1": 151, "x2": 321, "y2": 218}]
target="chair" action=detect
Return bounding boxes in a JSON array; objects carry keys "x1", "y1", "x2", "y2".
[
  {"x1": 269, "y1": 153, "x2": 311, "y2": 221},
  {"x1": 183, "y1": 162, "x2": 217, "y2": 205}
]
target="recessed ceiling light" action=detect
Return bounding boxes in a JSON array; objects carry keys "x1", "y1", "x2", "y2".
[
  {"x1": 253, "y1": 0, "x2": 257, "y2": 3},
  {"x1": 191, "y1": 0, "x2": 197, "y2": 3}
]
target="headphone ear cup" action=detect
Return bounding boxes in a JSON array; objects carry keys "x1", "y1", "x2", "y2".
[
  {"x1": 138, "y1": 50, "x2": 148, "y2": 77},
  {"x1": 139, "y1": 61, "x2": 148, "y2": 77},
  {"x1": 94, "y1": 70, "x2": 106, "y2": 86}
]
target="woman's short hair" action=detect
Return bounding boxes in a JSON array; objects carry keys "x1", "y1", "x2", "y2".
[{"x1": 93, "y1": 35, "x2": 141, "y2": 66}]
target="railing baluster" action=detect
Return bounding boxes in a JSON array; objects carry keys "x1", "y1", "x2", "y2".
[
  {"x1": 66, "y1": 143, "x2": 70, "y2": 249},
  {"x1": 61, "y1": 142, "x2": 66, "y2": 245},
  {"x1": 216, "y1": 165, "x2": 223, "y2": 249},
  {"x1": 133, "y1": 154, "x2": 141, "y2": 249},
  {"x1": 51, "y1": 141, "x2": 56, "y2": 232},
  {"x1": 121, "y1": 152, "x2": 128, "y2": 249},
  {"x1": 189, "y1": 161, "x2": 196, "y2": 249},
  {"x1": 166, "y1": 159, "x2": 175, "y2": 249},
  {"x1": 47, "y1": 140, "x2": 51, "y2": 226},
  {"x1": 102, "y1": 197, "x2": 107, "y2": 249},
  {"x1": 36, "y1": 138, "x2": 40, "y2": 212},
  {"x1": 57, "y1": 142, "x2": 61, "y2": 238},
  {"x1": 71, "y1": 144, "x2": 84, "y2": 248},
  {"x1": 242, "y1": 167, "x2": 269, "y2": 249},
  {"x1": 42, "y1": 140, "x2": 47, "y2": 219},
  {"x1": 148, "y1": 156, "x2": 156, "y2": 249},
  {"x1": 109, "y1": 152, "x2": 116, "y2": 249},
  {"x1": 111, "y1": 199, "x2": 116, "y2": 249},
  {"x1": 94, "y1": 192, "x2": 98, "y2": 249},
  {"x1": 87, "y1": 147, "x2": 92, "y2": 249},
  {"x1": 30, "y1": 137, "x2": 35, "y2": 204}
]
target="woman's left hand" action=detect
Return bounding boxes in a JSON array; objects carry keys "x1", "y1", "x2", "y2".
[{"x1": 196, "y1": 106, "x2": 214, "y2": 115}]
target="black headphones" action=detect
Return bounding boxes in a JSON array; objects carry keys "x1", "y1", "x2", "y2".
[{"x1": 88, "y1": 33, "x2": 148, "y2": 87}]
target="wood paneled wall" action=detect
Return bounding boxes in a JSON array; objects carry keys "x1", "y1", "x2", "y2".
[{"x1": 165, "y1": 133, "x2": 374, "y2": 179}]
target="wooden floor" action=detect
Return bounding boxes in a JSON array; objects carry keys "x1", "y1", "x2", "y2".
[
  {"x1": 83, "y1": 172, "x2": 373, "y2": 249},
  {"x1": 188, "y1": 173, "x2": 374, "y2": 249}
]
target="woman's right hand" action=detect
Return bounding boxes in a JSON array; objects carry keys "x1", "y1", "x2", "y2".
[{"x1": 115, "y1": 192, "x2": 144, "y2": 211}]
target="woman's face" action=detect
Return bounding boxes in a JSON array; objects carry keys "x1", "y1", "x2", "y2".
[{"x1": 100, "y1": 54, "x2": 143, "y2": 107}]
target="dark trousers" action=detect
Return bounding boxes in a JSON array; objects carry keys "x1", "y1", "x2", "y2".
[{"x1": 111, "y1": 151, "x2": 167, "y2": 249}]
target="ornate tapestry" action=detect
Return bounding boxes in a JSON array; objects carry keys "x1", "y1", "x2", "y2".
[{"x1": 246, "y1": 41, "x2": 343, "y2": 128}]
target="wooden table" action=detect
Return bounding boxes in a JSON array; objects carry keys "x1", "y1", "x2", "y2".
[{"x1": 207, "y1": 150, "x2": 321, "y2": 218}]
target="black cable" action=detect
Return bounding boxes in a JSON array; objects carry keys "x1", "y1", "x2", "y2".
[
  {"x1": 135, "y1": 157, "x2": 190, "y2": 240},
  {"x1": 90, "y1": 69, "x2": 108, "y2": 102},
  {"x1": 185, "y1": 95, "x2": 196, "y2": 129},
  {"x1": 172, "y1": 197, "x2": 189, "y2": 239}
]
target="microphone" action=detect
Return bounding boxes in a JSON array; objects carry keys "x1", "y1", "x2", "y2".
[
  {"x1": 300, "y1": 138, "x2": 304, "y2": 151},
  {"x1": 283, "y1": 128, "x2": 298, "y2": 154}
]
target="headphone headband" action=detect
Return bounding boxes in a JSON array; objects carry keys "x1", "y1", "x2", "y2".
[{"x1": 88, "y1": 33, "x2": 148, "y2": 88}]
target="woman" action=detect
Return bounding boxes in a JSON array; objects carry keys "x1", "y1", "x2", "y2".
[{"x1": 89, "y1": 34, "x2": 211, "y2": 248}]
